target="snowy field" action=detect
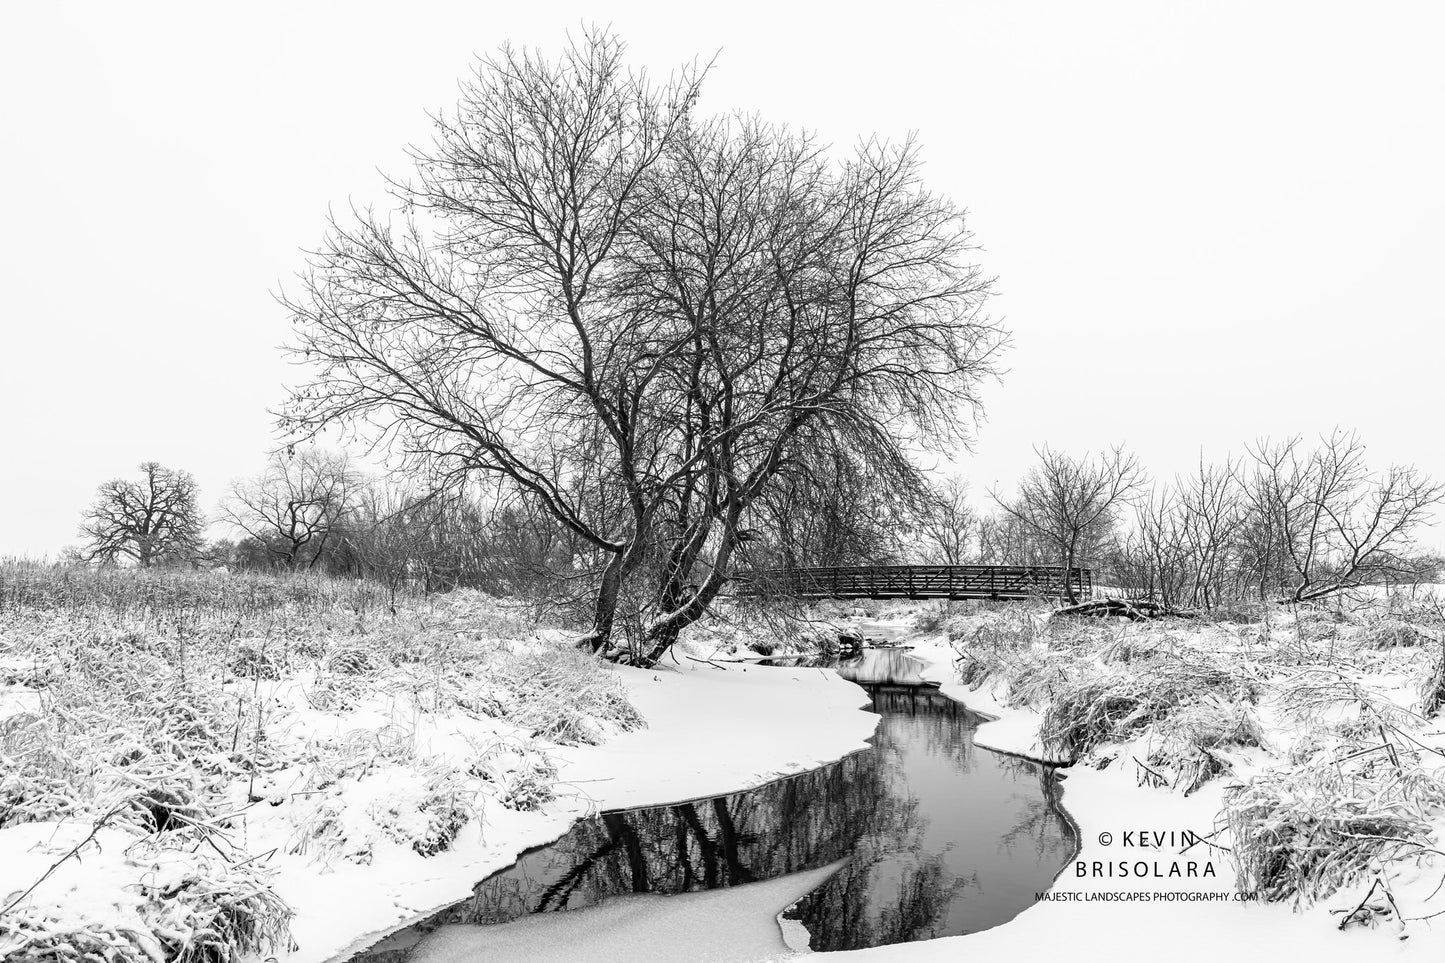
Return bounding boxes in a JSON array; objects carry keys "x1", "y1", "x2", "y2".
[
  {"x1": 0, "y1": 567, "x2": 878, "y2": 962},
  {"x1": 4, "y1": 566, "x2": 1444, "y2": 962}
]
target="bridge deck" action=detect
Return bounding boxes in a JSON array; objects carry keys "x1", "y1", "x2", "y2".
[{"x1": 732, "y1": 564, "x2": 1092, "y2": 601}]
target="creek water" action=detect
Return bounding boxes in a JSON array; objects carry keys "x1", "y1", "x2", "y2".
[{"x1": 350, "y1": 642, "x2": 1076, "y2": 961}]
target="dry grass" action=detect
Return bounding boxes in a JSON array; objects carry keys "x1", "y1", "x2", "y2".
[
  {"x1": 0, "y1": 561, "x2": 639, "y2": 961},
  {"x1": 1422, "y1": 642, "x2": 1445, "y2": 720},
  {"x1": 1, "y1": 829, "x2": 294, "y2": 963},
  {"x1": 470, "y1": 739, "x2": 558, "y2": 812},
  {"x1": 1352, "y1": 618, "x2": 1440, "y2": 650},
  {"x1": 950, "y1": 600, "x2": 1445, "y2": 905},
  {"x1": 1143, "y1": 697, "x2": 1265, "y2": 794},
  {"x1": 1040, "y1": 656, "x2": 1259, "y2": 762},
  {"x1": 1224, "y1": 757, "x2": 1445, "y2": 903}
]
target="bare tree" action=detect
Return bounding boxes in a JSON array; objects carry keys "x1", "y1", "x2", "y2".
[
  {"x1": 280, "y1": 32, "x2": 1002, "y2": 664},
  {"x1": 221, "y1": 449, "x2": 358, "y2": 569},
  {"x1": 1116, "y1": 456, "x2": 1247, "y2": 608},
  {"x1": 1244, "y1": 431, "x2": 1443, "y2": 602},
  {"x1": 990, "y1": 445, "x2": 1144, "y2": 602},
  {"x1": 281, "y1": 33, "x2": 702, "y2": 654},
  {"x1": 974, "y1": 511, "x2": 1052, "y2": 566},
  {"x1": 918, "y1": 475, "x2": 976, "y2": 565},
  {"x1": 78, "y1": 462, "x2": 204, "y2": 567},
  {"x1": 750, "y1": 444, "x2": 919, "y2": 571},
  {"x1": 1174, "y1": 455, "x2": 1246, "y2": 607}
]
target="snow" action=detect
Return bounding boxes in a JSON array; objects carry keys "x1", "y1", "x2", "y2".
[
  {"x1": 7, "y1": 602, "x2": 1445, "y2": 963},
  {"x1": 817, "y1": 622, "x2": 1445, "y2": 963},
  {"x1": 552, "y1": 658, "x2": 878, "y2": 812},
  {"x1": 269, "y1": 659, "x2": 879, "y2": 963},
  {"x1": 0, "y1": 599, "x2": 877, "y2": 963},
  {"x1": 412, "y1": 860, "x2": 847, "y2": 963}
]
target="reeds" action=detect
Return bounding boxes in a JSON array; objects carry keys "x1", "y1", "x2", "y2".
[
  {"x1": 0, "y1": 561, "x2": 640, "y2": 961},
  {"x1": 1224, "y1": 758, "x2": 1445, "y2": 903}
]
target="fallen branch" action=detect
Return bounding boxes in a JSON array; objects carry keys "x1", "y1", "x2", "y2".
[{"x1": 1052, "y1": 598, "x2": 1197, "y2": 621}]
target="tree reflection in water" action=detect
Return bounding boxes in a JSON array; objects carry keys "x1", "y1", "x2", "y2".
[{"x1": 352, "y1": 658, "x2": 1075, "y2": 959}]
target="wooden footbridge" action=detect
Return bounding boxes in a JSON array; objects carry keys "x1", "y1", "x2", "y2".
[{"x1": 731, "y1": 564, "x2": 1092, "y2": 602}]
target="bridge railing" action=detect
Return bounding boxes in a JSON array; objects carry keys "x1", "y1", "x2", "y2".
[{"x1": 730, "y1": 564, "x2": 1092, "y2": 601}]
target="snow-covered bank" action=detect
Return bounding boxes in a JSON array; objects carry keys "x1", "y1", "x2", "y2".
[
  {"x1": 412, "y1": 860, "x2": 848, "y2": 963},
  {"x1": 0, "y1": 569, "x2": 884, "y2": 963},
  {"x1": 825, "y1": 618, "x2": 1445, "y2": 963},
  {"x1": 1, "y1": 654, "x2": 877, "y2": 963},
  {"x1": 311, "y1": 660, "x2": 879, "y2": 962}
]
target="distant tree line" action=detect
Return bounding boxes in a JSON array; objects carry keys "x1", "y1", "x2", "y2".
[
  {"x1": 915, "y1": 431, "x2": 1443, "y2": 607},
  {"x1": 71, "y1": 424, "x2": 1442, "y2": 622},
  {"x1": 72, "y1": 453, "x2": 586, "y2": 605}
]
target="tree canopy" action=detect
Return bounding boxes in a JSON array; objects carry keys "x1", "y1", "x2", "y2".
[{"x1": 281, "y1": 32, "x2": 1003, "y2": 663}]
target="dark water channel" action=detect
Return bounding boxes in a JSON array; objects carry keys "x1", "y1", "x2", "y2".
[{"x1": 352, "y1": 647, "x2": 1076, "y2": 959}]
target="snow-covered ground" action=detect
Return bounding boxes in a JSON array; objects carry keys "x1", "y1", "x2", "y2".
[
  {"x1": 426, "y1": 610, "x2": 1445, "y2": 963},
  {"x1": 0, "y1": 645, "x2": 878, "y2": 963},
  {"x1": 6, "y1": 575, "x2": 1444, "y2": 963},
  {"x1": 273, "y1": 656, "x2": 881, "y2": 962},
  {"x1": 824, "y1": 614, "x2": 1445, "y2": 963}
]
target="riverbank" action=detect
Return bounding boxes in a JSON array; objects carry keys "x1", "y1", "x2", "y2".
[
  {"x1": 0, "y1": 567, "x2": 881, "y2": 963},
  {"x1": 306, "y1": 656, "x2": 881, "y2": 962},
  {"x1": 833, "y1": 607, "x2": 1445, "y2": 963},
  {"x1": 1, "y1": 639, "x2": 879, "y2": 963}
]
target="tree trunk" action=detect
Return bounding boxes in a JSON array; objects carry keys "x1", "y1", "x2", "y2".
[
  {"x1": 577, "y1": 549, "x2": 626, "y2": 654},
  {"x1": 1062, "y1": 544, "x2": 1079, "y2": 603}
]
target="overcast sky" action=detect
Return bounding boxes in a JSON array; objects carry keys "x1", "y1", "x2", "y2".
[{"x1": 2, "y1": 2, "x2": 1442, "y2": 557}]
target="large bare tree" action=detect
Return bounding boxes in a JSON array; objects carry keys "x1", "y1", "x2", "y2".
[
  {"x1": 78, "y1": 462, "x2": 204, "y2": 567},
  {"x1": 280, "y1": 32, "x2": 1002, "y2": 664}
]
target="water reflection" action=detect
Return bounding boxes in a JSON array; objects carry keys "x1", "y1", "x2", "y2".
[{"x1": 350, "y1": 652, "x2": 1075, "y2": 958}]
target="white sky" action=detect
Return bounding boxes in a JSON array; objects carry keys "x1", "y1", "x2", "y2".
[{"x1": 2, "y1": 2, "x2": 1442, "y2": 557}]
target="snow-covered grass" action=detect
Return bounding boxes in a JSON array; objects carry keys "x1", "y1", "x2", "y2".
[
  {"x1": 910, "y1": 594, "x2": 1445, "y2": 954},
  {"x1": 0, "y1": 563, "x2": 882, "y2": 963},
  {"x1": 1225, "y1": 756, "x2": 1445, "y2": 904},
  {"x1": 0, "y1": 563, "x2": 639, "y2": 962}
]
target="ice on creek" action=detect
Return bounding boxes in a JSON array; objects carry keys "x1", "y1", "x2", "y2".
[{"x1": 410, "y1": 860, "x2": 847, "y2": 963}]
